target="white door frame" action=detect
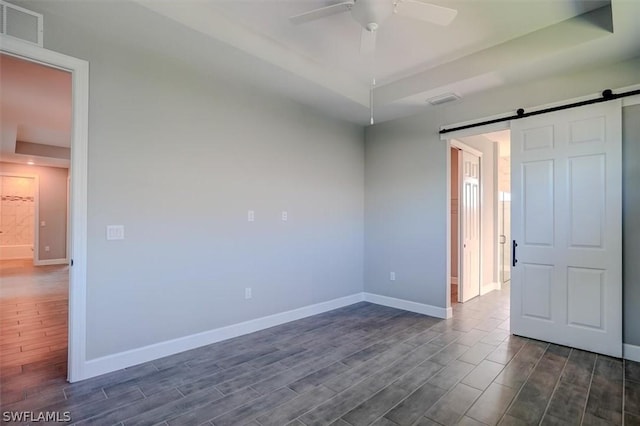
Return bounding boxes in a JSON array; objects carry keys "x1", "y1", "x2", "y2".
[
  {"x1": 0, "y1": 173, "x2": 38, "y2": 261},
  {"x1": 1, "y1": 36, "x2": 89, "y2": 382},
  {"x1": 447, "y1": 139, "x2": 483, "y2": 308},
  {"x1": 448, "y1": 139, "x2": 484, "y2": 301}
]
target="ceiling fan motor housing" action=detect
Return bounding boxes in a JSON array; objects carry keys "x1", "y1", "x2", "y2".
[{"x1": 351, "y1": 0, "x2": 394, "y2": 31}]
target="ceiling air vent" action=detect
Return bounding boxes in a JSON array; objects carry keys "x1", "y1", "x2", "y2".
[
  {"x1": 0, "y1": 0, "x2": 43, "y2": 46},
  {"x1": 427, "y1": 93, "x2": 461, "y2": 106}
]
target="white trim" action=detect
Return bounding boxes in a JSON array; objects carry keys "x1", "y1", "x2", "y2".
[
  {"x1": 0, "y1": 245, "x2": 33, "y2": 260},
  {"x1": 363, "y1": 293, "x2": 451, "y2": 319},
  {"x1": 34, "y1": 258, "x2": 68, "y2": 266},
  {"x1": 83, "y1": 293, "x2": 365, "y2": 380},
  {"x1": 66, "y1": 175, "x2": 70, "y2": 263},
  {"x1": 624, "y1": 343, "x2": 640, "y2": 362},
  {"x1": 1, "y1": 35, "x2": 90, "y2": 383},
  {"x1": 623, "y1": 94, "x2": 640, "y2": 107},
  {"x1": 450, "y1": 139, "x2": 483, "y2": 158},
  {"x1": 480, "y1": 282, "x2": 501, "y2": 296}
]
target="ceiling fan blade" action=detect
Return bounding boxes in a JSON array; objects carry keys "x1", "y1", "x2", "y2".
[
  {"x1": 395, "y1": 0, "x2": 458, "y2": 26},
  {"x1": 360, "y1": 28, "x2": 377, "y2": 54},
  {"x1": 289, "y1": 1, "x2": 355, "y2": 25}
]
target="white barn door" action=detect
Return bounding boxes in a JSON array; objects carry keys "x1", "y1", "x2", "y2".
[
  {"x1": 510, "y1": 101, "x2": 622, "y2": 357},
  {"x1": 461, "y1": 150, "x2": 481, "y2": 302}
]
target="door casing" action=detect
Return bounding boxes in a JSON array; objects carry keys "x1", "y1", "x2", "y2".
[
  {"x1": 1, "y1": 35, "x2": 89, "y2": 382},
  {"x1": 450, "y1": 140, "x2": 483, "y2": 304}
]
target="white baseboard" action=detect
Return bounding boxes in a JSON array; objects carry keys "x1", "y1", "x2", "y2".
[
  {"x1": 624, "y1": 343, "x2": 640, "y2": 362},
  {"x1": 480, "y1": 281, "x2": 500, "y2": 295},
  {"x1": 363, "y1": 293, "x2": 450, "y2": 319},
  {"x1": 82, "y1": 293, "x2": 365, "y2": 380},
  {"x1": 0, "y1": 244, "x2": 33, "y2": 260},
  {"x1": 35, "y1": 258, "x2": 68, "y2": 266}
]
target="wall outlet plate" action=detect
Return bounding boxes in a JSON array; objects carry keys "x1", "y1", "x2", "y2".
[{"x1": 106, "y1": 225, "x2": 125, "y2": 240}]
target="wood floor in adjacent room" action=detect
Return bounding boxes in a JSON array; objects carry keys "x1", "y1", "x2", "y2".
[
  {"x1": 0, "y1": 259, "x2": 69, "y2": 406},
  {"x1": 1, "y1": 279, "x2": 639, "y2": 425}
]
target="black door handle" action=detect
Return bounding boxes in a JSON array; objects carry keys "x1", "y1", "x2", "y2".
[{"x1": 512, "y1": 240, "x2": 518, "y2": 267}]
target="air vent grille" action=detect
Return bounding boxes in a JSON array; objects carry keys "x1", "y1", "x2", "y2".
[
  {"x1": 0, "y1": 1, "x2": 43, "y2": 46},
  {"x1": 427, "y1": 93, "x2": 461, "y2": 106}
]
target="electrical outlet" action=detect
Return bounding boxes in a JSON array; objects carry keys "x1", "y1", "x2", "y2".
[
  {"x1": 40, "y1": 221, "x2": 46, "y2": 227},
  {"x1": 390, "y1": 272, "x2": 396, "y2": 281},
  {"x1": 245, "y1": 287, "x2": 252, "y2": 299},
  {"x1": 281, "y1": 211, "x2": 288, "y2": 221},
  {"x1": 248, "y1": 210, "x2": 255, "y2": 222},
  {"x1": 44, "y1": 246, "x2": 50, "y2": 252}
]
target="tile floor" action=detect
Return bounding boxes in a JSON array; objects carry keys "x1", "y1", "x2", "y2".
[{"x1": 1, "y1": 270, "x2": 638, "y2": 425}]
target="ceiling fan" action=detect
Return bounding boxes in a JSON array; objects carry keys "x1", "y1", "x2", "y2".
[{"x1": 289, "y1": 0, "x2": 458, "y2": 54}]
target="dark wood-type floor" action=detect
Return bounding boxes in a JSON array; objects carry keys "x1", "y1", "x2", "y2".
[{"x1": 1, "y1": 273, "x2": 639, "y2": 425}]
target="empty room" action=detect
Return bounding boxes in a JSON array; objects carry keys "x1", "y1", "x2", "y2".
[{"x1": 0, "y1": 0, "x2": 639, "y2": 425}]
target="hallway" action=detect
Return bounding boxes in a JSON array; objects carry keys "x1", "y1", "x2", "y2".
[{"x1": 0, "y1": 259, "x2": 69, "y2": 404}]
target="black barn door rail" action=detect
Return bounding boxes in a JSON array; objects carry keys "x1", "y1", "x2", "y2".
[{"x1": 439, "y1": 88, "x2": 640, "y2": 135}]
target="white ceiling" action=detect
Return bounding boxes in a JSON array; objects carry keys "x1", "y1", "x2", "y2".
[
  {"x1": 9, "y1": 0, "x2": 640, "y2": 127},
  {"x1": 133, "y1": 0, "x2": 640, "y2": 124},
  {"x1": 208, "y1": 0, "x2": 606, "y2": 86}
]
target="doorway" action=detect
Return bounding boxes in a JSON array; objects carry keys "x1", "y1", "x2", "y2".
[
  {"x1": 490, "y1": 130, "x2": 512, "y2": 286},
  {"x1": 0, "y1": 174, "x2": 37, "y2": 261},
  {"x1": 450, "y1": 140, "x2": 482, "y2": 304},
  {"x1": 449, "y1": 130, "x2": 509, "y2": 310},
  {"x1": 450, "y1": 148, "x2": 459, "y2": 304},
  {"x1": 1, "y1": 35, "x2": 88, "y2": 383},
  {"x1": 0, "y1": 53, "x2": 73, "y2": 400}
]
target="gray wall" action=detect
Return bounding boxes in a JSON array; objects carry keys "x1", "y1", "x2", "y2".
[
  {"x1": 28, "y1": 4, "x2": 364, "y2": 359},
  {"x1": 623, "y1": 105, "x2": 640, "y2": 346},
  {"x1": 0, "y1": 162, "x2": 68, "y2": 260},
  {"x1": 365, "y1": 58, "x2": 640, "y2": 346}
]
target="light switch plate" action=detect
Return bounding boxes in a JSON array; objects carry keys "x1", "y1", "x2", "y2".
[
  {"x1": 248, "y1": 210, "x2": 255, "y2": 222},
  {"x1": 106, "y1": 225, "x2": 125, "y2": 240}
]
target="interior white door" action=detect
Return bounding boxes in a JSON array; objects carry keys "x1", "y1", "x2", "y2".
[
  {"x1": 461, "y1": 150, "x2": 481, "y2": 302},
  {"x1": 510, "y1": 101, "x2": 622, "y2": 357}
]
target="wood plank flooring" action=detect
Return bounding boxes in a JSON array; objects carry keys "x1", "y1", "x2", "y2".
[
  {"x1": 1, "y1": 275, "x2": 638, "y2": 425},
  {"x1": 0, "y1": 260, "x2": 69, "y2": 407}
]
